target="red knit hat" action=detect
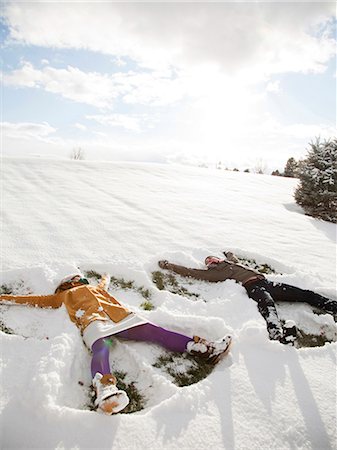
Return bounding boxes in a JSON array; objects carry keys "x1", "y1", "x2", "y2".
[{"x1": 205, "y1": 256, "x2": 225, "y2": 266}]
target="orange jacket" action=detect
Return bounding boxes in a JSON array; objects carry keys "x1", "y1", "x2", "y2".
[{"x1": 0, "y1": 275, "x2": 131, "y2": 333}]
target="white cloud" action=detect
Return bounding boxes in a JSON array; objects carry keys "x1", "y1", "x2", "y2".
[
  {"x1": 1, "y1": 121, "x2": 56, "y2": 140},
  {"x1": 282, "y1": 123, "x2": 336, "y2": 140},
  {"x1": 74, "y1": 123, "x2": 87, "y2": 131},
  {"x1": 113, "y1": 57, "x2": 127, "y2": 67},
  {"x1": 2, "y1": 62, "x2": 121, "y2": 109},
  {"x1": 3, "y1": 2, "x2": 335, "y2": 77},
  {"x1": 92, "y1": 131, "x2": 108, "y2": 138},
  {"x1": 266, "y1": 81, "x2": 281, "y2": 93},
  {"x1": 87, "y1": 114, "x2": 144, "y2": 132},
  {"x1": 2, "y1": 62, "x2": 187, "y2": 109}
]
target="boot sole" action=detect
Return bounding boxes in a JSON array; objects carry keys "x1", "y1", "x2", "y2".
[{"x1": 97, "y1": 392, "x2": 129, "y2": 415}]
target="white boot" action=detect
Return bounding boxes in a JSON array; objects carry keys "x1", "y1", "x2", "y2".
[
  {"x1": 187, "y1": 335, "x2": 232, "y2": 364},
  {"x1": 93, "y1": 373, "x2": 130, "y2": 415}
]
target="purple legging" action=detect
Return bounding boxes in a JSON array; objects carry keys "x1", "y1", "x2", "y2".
[{"x1": 91, "y1": 323, "x2": 192, "y2": 377}]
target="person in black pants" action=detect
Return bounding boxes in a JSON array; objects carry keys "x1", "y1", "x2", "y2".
[
  {"x1": 159, "y1": 253, "x2": 337, "y2": 345},
  {"x1": 243, "y1": 278, "x2": 335, "y2": 343}
]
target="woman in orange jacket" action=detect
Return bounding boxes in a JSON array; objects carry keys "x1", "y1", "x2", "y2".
[{"x1": 1, "y1": 272, "x2": 232, "y2": 415}]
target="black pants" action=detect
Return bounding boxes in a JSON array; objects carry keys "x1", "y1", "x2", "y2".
[{"x1": 244, "y1": 279, "x2": 336, "y2": 337}]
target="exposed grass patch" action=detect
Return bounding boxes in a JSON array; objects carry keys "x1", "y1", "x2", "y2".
[
  {"x1": 110, "y1": 276, "x2": 152, "y2": 301},
  {"x1": 113, "y1": 370, "x2": 146, "y2": 413},
  {"x1": 140, "y1": 300, "x2": 155, "y2": 311},
  {"x1": 1, "y1": 281, "x2": 31, "y2": 335},
  {"x1": 151, "y1": 271, "x2": 200, "y2": 299},
  {"x1": 0, "y1": 284, "x2": 13, "y2": 295},
  {"x1": 84, "y1": 386, "x2": 98, "y2": 412},
  {"x1": 84, "y1": 270, "x2": 101, "y2": 280},
  {"x1": 234, "y1": 257, "x2": 278, "y2": 274},
  {"x1": 296, "y1": 329, "x2": 333, "y2": 348},
  {"x1": 136, "y1": 287, "x2": 151, "y2": 301},
  {"x1": 153, "y1": 352, "x2": 214, "y2": 387},
  {"x1": 0, "y1": 318, "x2": 15, "y2": 334},
  {"x1": 0, "y1": 280, "x2": 31, "y2": 295},
  {"x1": 151, "y1": 271, "x2": 166, "y2": 291},
  {"x1": 110, "y1": 276, "x2": 134, "y2": 290}
]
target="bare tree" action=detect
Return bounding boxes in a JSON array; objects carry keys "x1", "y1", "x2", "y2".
[
  {"x1": 253, "y1": 159, "x2": 267, "y2": 174},
  {"x1": 71, "y1": 147, "x2": 85, "y2": 160}
]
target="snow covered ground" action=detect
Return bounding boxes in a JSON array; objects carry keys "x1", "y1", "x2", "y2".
[{"x1": 1, "y1": 157, "x2": 336, "y2": 450}]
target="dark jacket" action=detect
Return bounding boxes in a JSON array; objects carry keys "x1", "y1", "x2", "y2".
[{"x1": 165, "y1": 253, "x2": 265, "y2": 285}]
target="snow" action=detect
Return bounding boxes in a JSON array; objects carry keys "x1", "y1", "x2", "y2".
[
  {"x1": 1, "y1": 157, "x2": 336, "y2": 450},
  {"x1": 75, "y1": 309, "x2": 85, "y2": 319}
]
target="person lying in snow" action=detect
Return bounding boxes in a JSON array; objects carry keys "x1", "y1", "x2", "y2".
[
  {"x1": 158, "y1": 253, "x2": 337, "y2": 345},
  {"x1": 0, "y1": 272, "x2": 232, "y2": 415}
]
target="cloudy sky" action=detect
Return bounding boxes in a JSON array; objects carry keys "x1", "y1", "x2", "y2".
[{"x1": 1, "y1": 1, "x2": 336, "y2": 170}]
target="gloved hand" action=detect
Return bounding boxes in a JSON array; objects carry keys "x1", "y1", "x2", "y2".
[
  {"x1": 158, "y1": 260, "x2": 169, "y2": 269},
  {"x1": 223, "y1": 251, "x2": 238, "y2": 262}
]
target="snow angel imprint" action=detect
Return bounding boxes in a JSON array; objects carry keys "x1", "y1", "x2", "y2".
[{"x1": 0, "y1": 272, "x2": 232, "y2": 415}]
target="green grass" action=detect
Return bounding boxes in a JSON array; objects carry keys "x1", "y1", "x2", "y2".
[
  {"x1": 151, "y1": 271, "x2": 166, "y2": 290},
  {"x1": 296, "y1": 329, "x2": 333, "y2": 348},
  {"x1": 0, "y1": 284, "x2": 13, "y2": 295},
  {"x1": 110, "y1": 276, "x2": 134, "y2": 290},
  {"x1": 113, "y1": 370, "x2": 146, "y2": 413},
  {"x1": 151, "y1": 271, "x2": 200, "y2": 299},
  {"x1": 153, "y1": 352, "x2": 215, "y2": 387},
  {"x1": 136, "y1": 287, "x2": 151, "y2": 300},
  {"x1": 235, "y1": 257, "x2": 278, "y2": 274},
  {"x1": 140, "y1": 300, "x2": 155, "y2": 311},
  {"x1": 84, "y1": 270, "x2": 101, "y2": 280},
  {"x1": 0, "y1": 319, "x2": 14, "y2": 334},
  {"x1": 0, "y1": 282, "x2": 28, "y2": 335}
]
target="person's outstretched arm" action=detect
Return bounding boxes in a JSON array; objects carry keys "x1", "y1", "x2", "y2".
[
  {"x1": 96, "y1": 274, "x2": 126, "y2": 307},
  {"x1": 97, "y1": 274, "x2": 110, "y2": 291},
  {"x1": 0, "y1": 293, "x2": 62, "y2": 308},
  {"x1": 158, "y1": 260, "x2": 226, "y2": 282}
]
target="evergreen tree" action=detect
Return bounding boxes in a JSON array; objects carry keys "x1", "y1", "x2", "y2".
[
  {"x1": 294, "y1": 138, "x2": 337, "y2": 223},
  {"x1": 271, "y1": 170, "x2": 282, "y2": 176},
  {"x1": 284, "y1": 157, "x2": 298, "y2": 177}
]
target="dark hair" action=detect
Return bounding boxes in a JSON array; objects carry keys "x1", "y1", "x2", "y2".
[{"x1": 55, "y1": 277, "x2": 88, "y2": 293}]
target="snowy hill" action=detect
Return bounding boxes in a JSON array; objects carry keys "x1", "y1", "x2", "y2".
[{"x1": 1, "y1": 157, "x2": 336, "y2": 450}]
